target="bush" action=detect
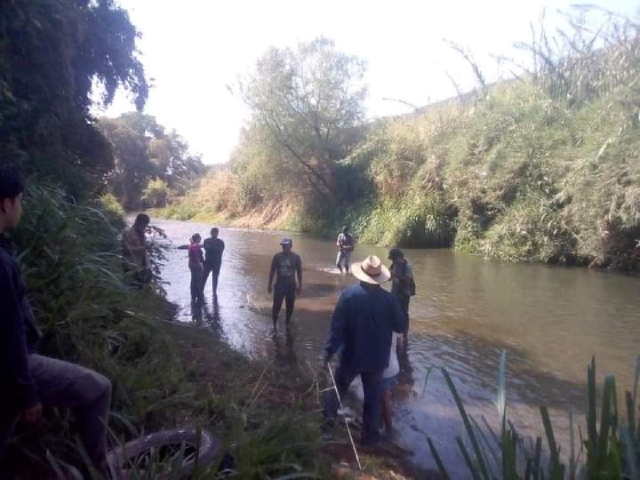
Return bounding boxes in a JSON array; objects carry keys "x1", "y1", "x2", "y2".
[{"x1": 12, "y1": 185, "x2": 195, "y2": 437}]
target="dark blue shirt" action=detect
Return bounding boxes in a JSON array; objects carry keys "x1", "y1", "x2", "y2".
[
  {"x1": 325, "y1": 282, "x2": 407, "y2": 371},
  {"x1": 203, "y1": 238, "x2": 225, "y2": 268},
  {"x1": 0, "y1": 235, "x2": 41, "y2": 413}
]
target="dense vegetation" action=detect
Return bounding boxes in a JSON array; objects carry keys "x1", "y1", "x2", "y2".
[
  {"x1": 0, "y1": 1, "x2": 331, "y2": 478},
  {"x1": 99, "y1": 112, "x2": 206, "y2": 210},
  {"x1": 163, "y1": 11, "x2": 640, "y2": 272},
  {"x1": 0, "y1": 0, "x2": 147, "y2": 199}
]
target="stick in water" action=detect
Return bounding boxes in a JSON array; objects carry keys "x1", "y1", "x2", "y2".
[{"x1": 326, "y1": 363, "x2": 362, "y2": 470}]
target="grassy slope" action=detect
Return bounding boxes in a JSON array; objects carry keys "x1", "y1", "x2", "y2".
[{"x1": 158, "y1": 77, "x2": 640, "y2": 271}]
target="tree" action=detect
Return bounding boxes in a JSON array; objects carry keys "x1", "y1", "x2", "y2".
[
  {"x1": 142, "y1": 179, "x2": 169, "y2": 208},
  {"x1": 240, "y1": 38, "x2": 368, "y2": 205},
  {"x1": 0, "y1": 0, "x2": 148, "y2": 199},
  {"x1": 100, "y1": 112, "x2": 205, "y2": 209}
]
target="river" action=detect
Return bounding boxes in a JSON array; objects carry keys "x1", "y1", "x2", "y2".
[{"x1": 153, "y1": 218, "x2": 640, "y2": 475}]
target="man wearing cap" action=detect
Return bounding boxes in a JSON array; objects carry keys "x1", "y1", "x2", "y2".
[
  {"x1": 268, "y1": 238, "x2": 303, "y2": 331},
  {"x1": 389, "y1": 248, "x2": 414, "y2": 341},
  {"x1": 335, "y1": 226, "x2": 354, "y2": 274},
  {"x1": 323, "y1": 255, "x2": 407, "y2": 445}
]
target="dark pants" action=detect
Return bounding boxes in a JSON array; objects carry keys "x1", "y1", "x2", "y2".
[
  {"x1": 272, "y1": 284, "x2": 296, "y2": 327},
  {"x1": 0, "y1": 355, "x2": 112, "y2": 471},
  {"x1": 397, "y1": 294, "x2": 410, "y2": 333},
  {"x1": 330, "y1": 365, "x2": 384, "y2": 445},
  {"x1": 202, "y1": 263, "x2": 221, "y2": 294},
  {"x1": 190, "y1": 266, "x2": 203, "y2": 303}
]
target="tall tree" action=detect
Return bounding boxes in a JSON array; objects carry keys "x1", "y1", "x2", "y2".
[
  {"x1": 240, "y1": 38, "x2": 367, "y2": 204},
  {"x1": 100, "y1": 112, "x2": 205, "y2": 209},
  {"x1": 0, "y1": 0, "x2": 148, "y2": 198}
]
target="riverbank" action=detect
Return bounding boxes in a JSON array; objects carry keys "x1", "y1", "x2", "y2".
[{"x1": 163, "y1": 319, "x2": 434, "y2": 479}]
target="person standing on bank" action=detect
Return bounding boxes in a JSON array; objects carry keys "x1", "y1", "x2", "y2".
[
  {"x1": 268, "y1": 238, "x2": 302, "y2": 331},
  {"x1": 202, "y1": 227, "x2": 225, "y2": 298},
  {"x1": 388, "y1": 248, "x2": 415, "y2": 341},
  {"x1": 188, "y1": 233, "x2": 204, "y2": 304},
  {"x1": 323, "y1": 255, "x2": 407, "y2": 445},
  {"x1": 0, "y1": 168, "x2": 112, "y2": 475},
  {"x1": 335, "y1": 226, "x2": 354, "y2": 274},
  {"x1": 122, "y1": 213, "x2": 151, "y2": 286}
]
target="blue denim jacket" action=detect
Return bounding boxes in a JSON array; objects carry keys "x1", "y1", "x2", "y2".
[{"x1": 325, "y1": 282, "x2": 407, "y2": 371}]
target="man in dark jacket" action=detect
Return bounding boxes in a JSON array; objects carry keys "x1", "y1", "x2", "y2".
[
  {"x1": 202, "y1": 227, "x2": 225, "y2": 297},
  {"x1": 324, "y1": 255, "x2": 407, "y2": 445},
  {"x1": 0, "y1": 168, "x2": 111, "y2": 473}
]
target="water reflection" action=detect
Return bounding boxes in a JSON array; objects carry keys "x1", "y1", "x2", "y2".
[
  {"x1": 154, "y1": 218, "x2": 640, "y2": 473},
  {"x1": 272, "y1": 328, "x2": 298, "y2": 367}
]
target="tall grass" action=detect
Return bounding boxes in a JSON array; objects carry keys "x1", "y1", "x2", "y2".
[
  {"x1": 429, "y1": 353, "x2": 640, "y2": 479},
  {"x1": 4, "y1": 185, "x2": 339, "y2": 479}
]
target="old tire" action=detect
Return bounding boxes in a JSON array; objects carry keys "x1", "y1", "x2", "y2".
[{"x1": 107, "y1": 427, "x2": 221, "y2": 479}]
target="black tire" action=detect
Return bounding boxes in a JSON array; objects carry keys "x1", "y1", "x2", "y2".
[{"x1": 107, "y1": 427, "x2": 221, "y2": 479}]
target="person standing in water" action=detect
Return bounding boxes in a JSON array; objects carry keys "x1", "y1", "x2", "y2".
[
  {"x1": 268, "y1": 238, "x2": 302, "y2": 331},
  {"x1": 188, "y1": 234, "x2": 204, "y2": 304},
  {"x1": 335, "y1": 226, "x2": 354, "y2": 274},
  {"x1": 381, "y1": 332, "x2": 401, "y2": 439},
  {"x1": 388, "y1": 248, "x2": 415, "y2": 342},
  {"x1": 323, "y1": 255, "x2": 406, "y2": 445},
  {"x1": 202, "y1": 227, "x2": 225, "y2": 298}
]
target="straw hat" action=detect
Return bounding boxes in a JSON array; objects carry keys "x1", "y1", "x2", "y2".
[{"x1": 352, "y1": 255, "x2": 391, "y2": 284}]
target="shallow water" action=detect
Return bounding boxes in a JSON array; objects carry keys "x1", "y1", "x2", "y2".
[{"x1": 154, "y1": 218, "x2": 640, "y2": 474}]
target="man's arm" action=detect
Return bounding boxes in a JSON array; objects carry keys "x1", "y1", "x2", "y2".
[
  {"x1": 296, "y1": 255, "x2": 303, "y2": 291},
  {"x1": 0, "y1": 268, "x2": 38, "y2": 413},
  {"x1": 324, "y1": 294, "x2": 347, "y2": 363},
  {"x1": 268, "y1": 255, "x2": 277, "y2": 291},
  {"x1": 390, "y1": 295, "x2": 408, "y2": 333}
]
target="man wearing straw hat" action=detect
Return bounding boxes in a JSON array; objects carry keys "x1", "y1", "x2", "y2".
[{"x1": 323, "y1": 255, "x2": 407, "y2": 445}]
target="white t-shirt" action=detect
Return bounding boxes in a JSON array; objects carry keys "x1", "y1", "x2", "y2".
[{"x1": 383, "y1": 333, "x2": 400, "y2": 378}]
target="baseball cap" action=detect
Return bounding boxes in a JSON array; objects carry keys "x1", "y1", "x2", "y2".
[{"x1": 279, "y1": 237, "x2": 293, "y2": 246}]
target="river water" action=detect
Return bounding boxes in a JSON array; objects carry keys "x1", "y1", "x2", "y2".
[{"x1": 153, "y1": 218, "x2": 640, "y2": 475}]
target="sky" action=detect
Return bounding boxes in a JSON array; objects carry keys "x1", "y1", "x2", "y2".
[{"x1": 100, "y1": 0, "x2": 639, "y2": 164}]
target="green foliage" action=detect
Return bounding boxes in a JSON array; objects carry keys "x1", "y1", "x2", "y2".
[
  {"x1": 100, "y1": 112, "x2": 205, "y2": 210},
  {"x1": 99, "y1": 193, "x2": 126, "y2": 218},
  {"x1": 0, "y1": 0, "x2": 148, "y2": 199},
  {"x1": 164, "y1": 8, "x2": 640, "y2": 272},
  {"x1": 142, "y1": 178, "x2": 169, "y2": 208},
  {"x1": 238, "y1": 37, "x2": 367, "y2": 207},
  {"x1": 360, "y1": 193, "x2": 455, "y2": 248},
  {"x1": 430, "y1": 353, "x2": 640, "y2": 480},
  {"x1": 12, "y1": 185, "x2": 193, "y2": 436}
]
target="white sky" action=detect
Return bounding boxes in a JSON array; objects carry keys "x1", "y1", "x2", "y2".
[{"x1": 100, "y1": 0, "x2": 639, "y2": 164}]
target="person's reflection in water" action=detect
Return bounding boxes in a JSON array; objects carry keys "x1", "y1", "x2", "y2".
[
  {"x1": 190, "y1": 301, "x2": 204, "y2": 325},
  {"x1": 396, "y1": 338, "x2": 415, "y2": 400},
  {"x1": 205, "y1": 297, "x2": 224, "y2": 338},
  {"x1": 272, "y1": 327, "x2": 298, "y2": 367}
]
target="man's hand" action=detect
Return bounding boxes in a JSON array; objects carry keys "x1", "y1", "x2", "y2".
[
  {"x1": 297, "y1": 285, "x2": 302, "y2": 295},
  {"x1": 268, "y1": 284, "x2": 273, "y2": 294},
  {"x1": 22, "y1": 402, "x2": 43, "y2": 424}
]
